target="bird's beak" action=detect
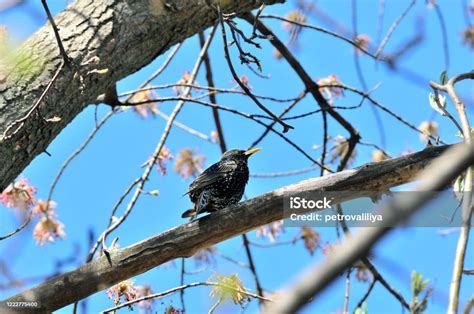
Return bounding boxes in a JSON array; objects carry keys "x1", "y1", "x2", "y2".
[{"x1": 244, "y1": 148, "x2": 262, "y2": 156}]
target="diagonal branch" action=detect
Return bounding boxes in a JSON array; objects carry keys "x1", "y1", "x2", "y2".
[{"x1": 0, "y1": 145, "x2": 455, "y2": 313}]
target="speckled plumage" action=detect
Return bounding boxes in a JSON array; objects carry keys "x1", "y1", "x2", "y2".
[{"x1": 181, "y1": 149, "x2": 260, "y2": 219}]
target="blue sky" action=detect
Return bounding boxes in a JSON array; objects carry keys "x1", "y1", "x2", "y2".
[{"x1": 0, "y1": 0, "x2": 473, "y2": 313}]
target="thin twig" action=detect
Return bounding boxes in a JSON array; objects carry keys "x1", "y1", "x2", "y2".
[
  {"x1": 374, "y1": 0, "x2": 416, "y2": 58},
  {"x1": 248, "y1": 239, "x2": 298, "y2": 248},
  {"x1": 250, "y1": 166, "x2": 319, "y2": 178},
  {"x1": 259, "y1": 14, "x2": 383, "y2": 61},
  {"x1": 85, "y1": 178, "x2": 142, "y2": 262},
  {"x1": 337, "y1": 203, "x2": 410, "y2": 310},
  {"x1": 47, "y1": 110, "x2": 114, "y2": 203},
  {"x1": 101, "y1": 281, "x2": 272, "y2": 313},
  {"x1": 127, "y1": 96, "x2": 328, "y2": 170},
  {"x1": 320, "y1": 104, "x2": 329, "y2": 175},
  {"x1": 249, "y1": 91, "x2": 307, "y2": 148},
  {"x1": 375, "y1": 0, "x2": 386, "y2": 51},
  {"x1": 463, "y1": 297, "x2": 474, "y2": 314},
  {"x1": 1, "y1": 62, "x2": 65, "y2": 141},
  {"x1": 135, "y1": 43, "x2": 182, "y2": 93},
  {"x1": 355, "y1": 279, "x2": 376, "y2": 310},
  {"x1": 180, "y1": 258, "x2": 186, "y2": 312},
  {"x1": 214, "y1": 251, "x2": 249, "y2": 268},
  {"x1": 242, "y1": 234, "x2": 264, "y2": 302},
  {"x1": 154, "y1": 109, "x2": 214, "y2": 143},
  {"x1": 253, "y1": 103, "x2": 362, "y2": 121},
  {"x1": 432, "y1": 2, "x2": 450, "y2": 71},
  {"x1": 359, "y1": 140, "x2": 392, "y2": 158},
  {"x1": 0, "y1": 211, "x2": 33, "y2": 241},
  {"x1": 351, "y1": 0, "x2": 386, "y2": 151},
  {"x1": 218, "y1": 6, "x2": 293, "y2": 133},
  {"x1": 199, "y1": 31, "x2": 227, "y2": 153},
  {"x1": 385, "y1": 29, "x2": 424, "y2": 65},
  {"x1": 462, "y1": 0, "x2": 472, "y2": 28},
  {"x1": 343, "y1": 268, "x2": 351, "y2": 314},
  {"x1": 362, "y1": 257, "x2": 410, "y2": 310},
  {"x1": 120, "y1": 83, "x2": 304, "y2": 103},
  {"x1": 430, "y1": 88, "x2": 464, "y2": 134},
  {"x1": 84, "y1": 28, "x2": 218, "y2": 270},
  {"x1": 40, "y1": 0, "x2": 70, "y2": 65},
  {"x1": 327, "y1": 83, "x2": 446, "y2": 144}
]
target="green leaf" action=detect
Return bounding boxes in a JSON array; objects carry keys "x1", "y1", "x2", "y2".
[
  {"x1": 453, "y1": 168, "x2": 474, "y2": 200},
  {"x1": 355, "y1": 302, "x2": 368, "y2": 314},
  {"x1": 209, "y1": 273, "x2": 249, "y2": 306},
  {"x1": 148, "y1": 190, "x2": 160, "y2": 196},
  {"x1": 428, "y1": 92, "x2": 447, "y2": 116},
  {"x1": 411, "y1": 271, "x2": 429, "y2": 297}
]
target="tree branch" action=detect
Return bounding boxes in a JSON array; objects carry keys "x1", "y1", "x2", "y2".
[{"x1": 0, "y1": 145, "x2": 454, "y2": 313}]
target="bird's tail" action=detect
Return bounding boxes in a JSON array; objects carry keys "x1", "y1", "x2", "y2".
[{"x1": 181, "y1": 208, "x2": 196, "y2": 219}]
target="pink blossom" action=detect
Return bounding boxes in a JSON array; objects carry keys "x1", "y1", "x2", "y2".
[
  {"x1": 174, "y1": 71, "x2": 199, "y2": 96},
  {"x1": 155, "y1": 147, "x2": 174, "y2": 175},
  {"x1": 165, "y1": 306, "x2": 184, "y2": 314},
  {"x1": 210, "y1": 131, "x2": 220, "y2": 144},
  {"x1": 256, "y1": 220, "x2": 284, "y2": 242},
  {"x1": 32, "y1": 200, "x2": 57, "y2": 217},
  {"x1": 317, "y1": 74, "x2": 344, "y2": 104},
  {"x1": 174, "y1": 148, "x2": 205, "y2": 179},
  {"x1": 33, "y1": 216, "x2": 66, "y2": 245},
  {"x1": 137, "y1": 285, "x2": 154, "y2": 311},
  {"x1": 301, "y1": 226, "x2": 320, "y2": 256},
  {"x1": 231, "y1": 75, "x2": 253, "y2": 91},
  {"x1": 192, "y1": 247, "x2": 217, "y2": 266},
  {"x1": 131, "y1": 90, "x2": 159, "y2": 119},
  {"x1": 1, "y1": 179, "x2": 37, "y2": 210},
  {"x1": 106, "y1": 280, "x2": 140, "y2": 307},
  {"x1": 354, "y1": 34, "x2": 371, "y2": 55}
]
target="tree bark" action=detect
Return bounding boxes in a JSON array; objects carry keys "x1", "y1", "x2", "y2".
[
  {"x1": 0, "y1": 145, "x2": 450, "y2": 313},
  {"x1": 0, "y1": 0, "x2": 285, "y2": 191}
]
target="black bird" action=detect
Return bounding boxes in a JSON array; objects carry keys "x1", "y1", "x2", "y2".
[{"x1": 181, "y1": 148, "x2": 261, "y2": 219}]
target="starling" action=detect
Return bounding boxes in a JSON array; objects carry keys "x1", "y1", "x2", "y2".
[{"x1": 181, "y1": 148, "x2": 261, "y2": 219}]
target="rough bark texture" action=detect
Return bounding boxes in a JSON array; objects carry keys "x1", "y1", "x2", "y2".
[
  {"x1": 0, "y1": 0, "x2": 285, "y2": 191},
  {"x1": 0, "y1": 145, "x2": 450, "y2": 313}
]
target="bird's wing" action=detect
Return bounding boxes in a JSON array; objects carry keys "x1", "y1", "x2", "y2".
[{"x1": 185, "y1": 160, "x2": 237, "y2": 195}]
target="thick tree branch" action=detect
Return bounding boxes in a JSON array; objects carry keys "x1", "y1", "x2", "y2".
[
  {"x1": 0, "y1": 145, "x2": 453, "y2": 313},
  {"x1": 0, "y1": 0, "x2": 285, "y2": 191}
]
